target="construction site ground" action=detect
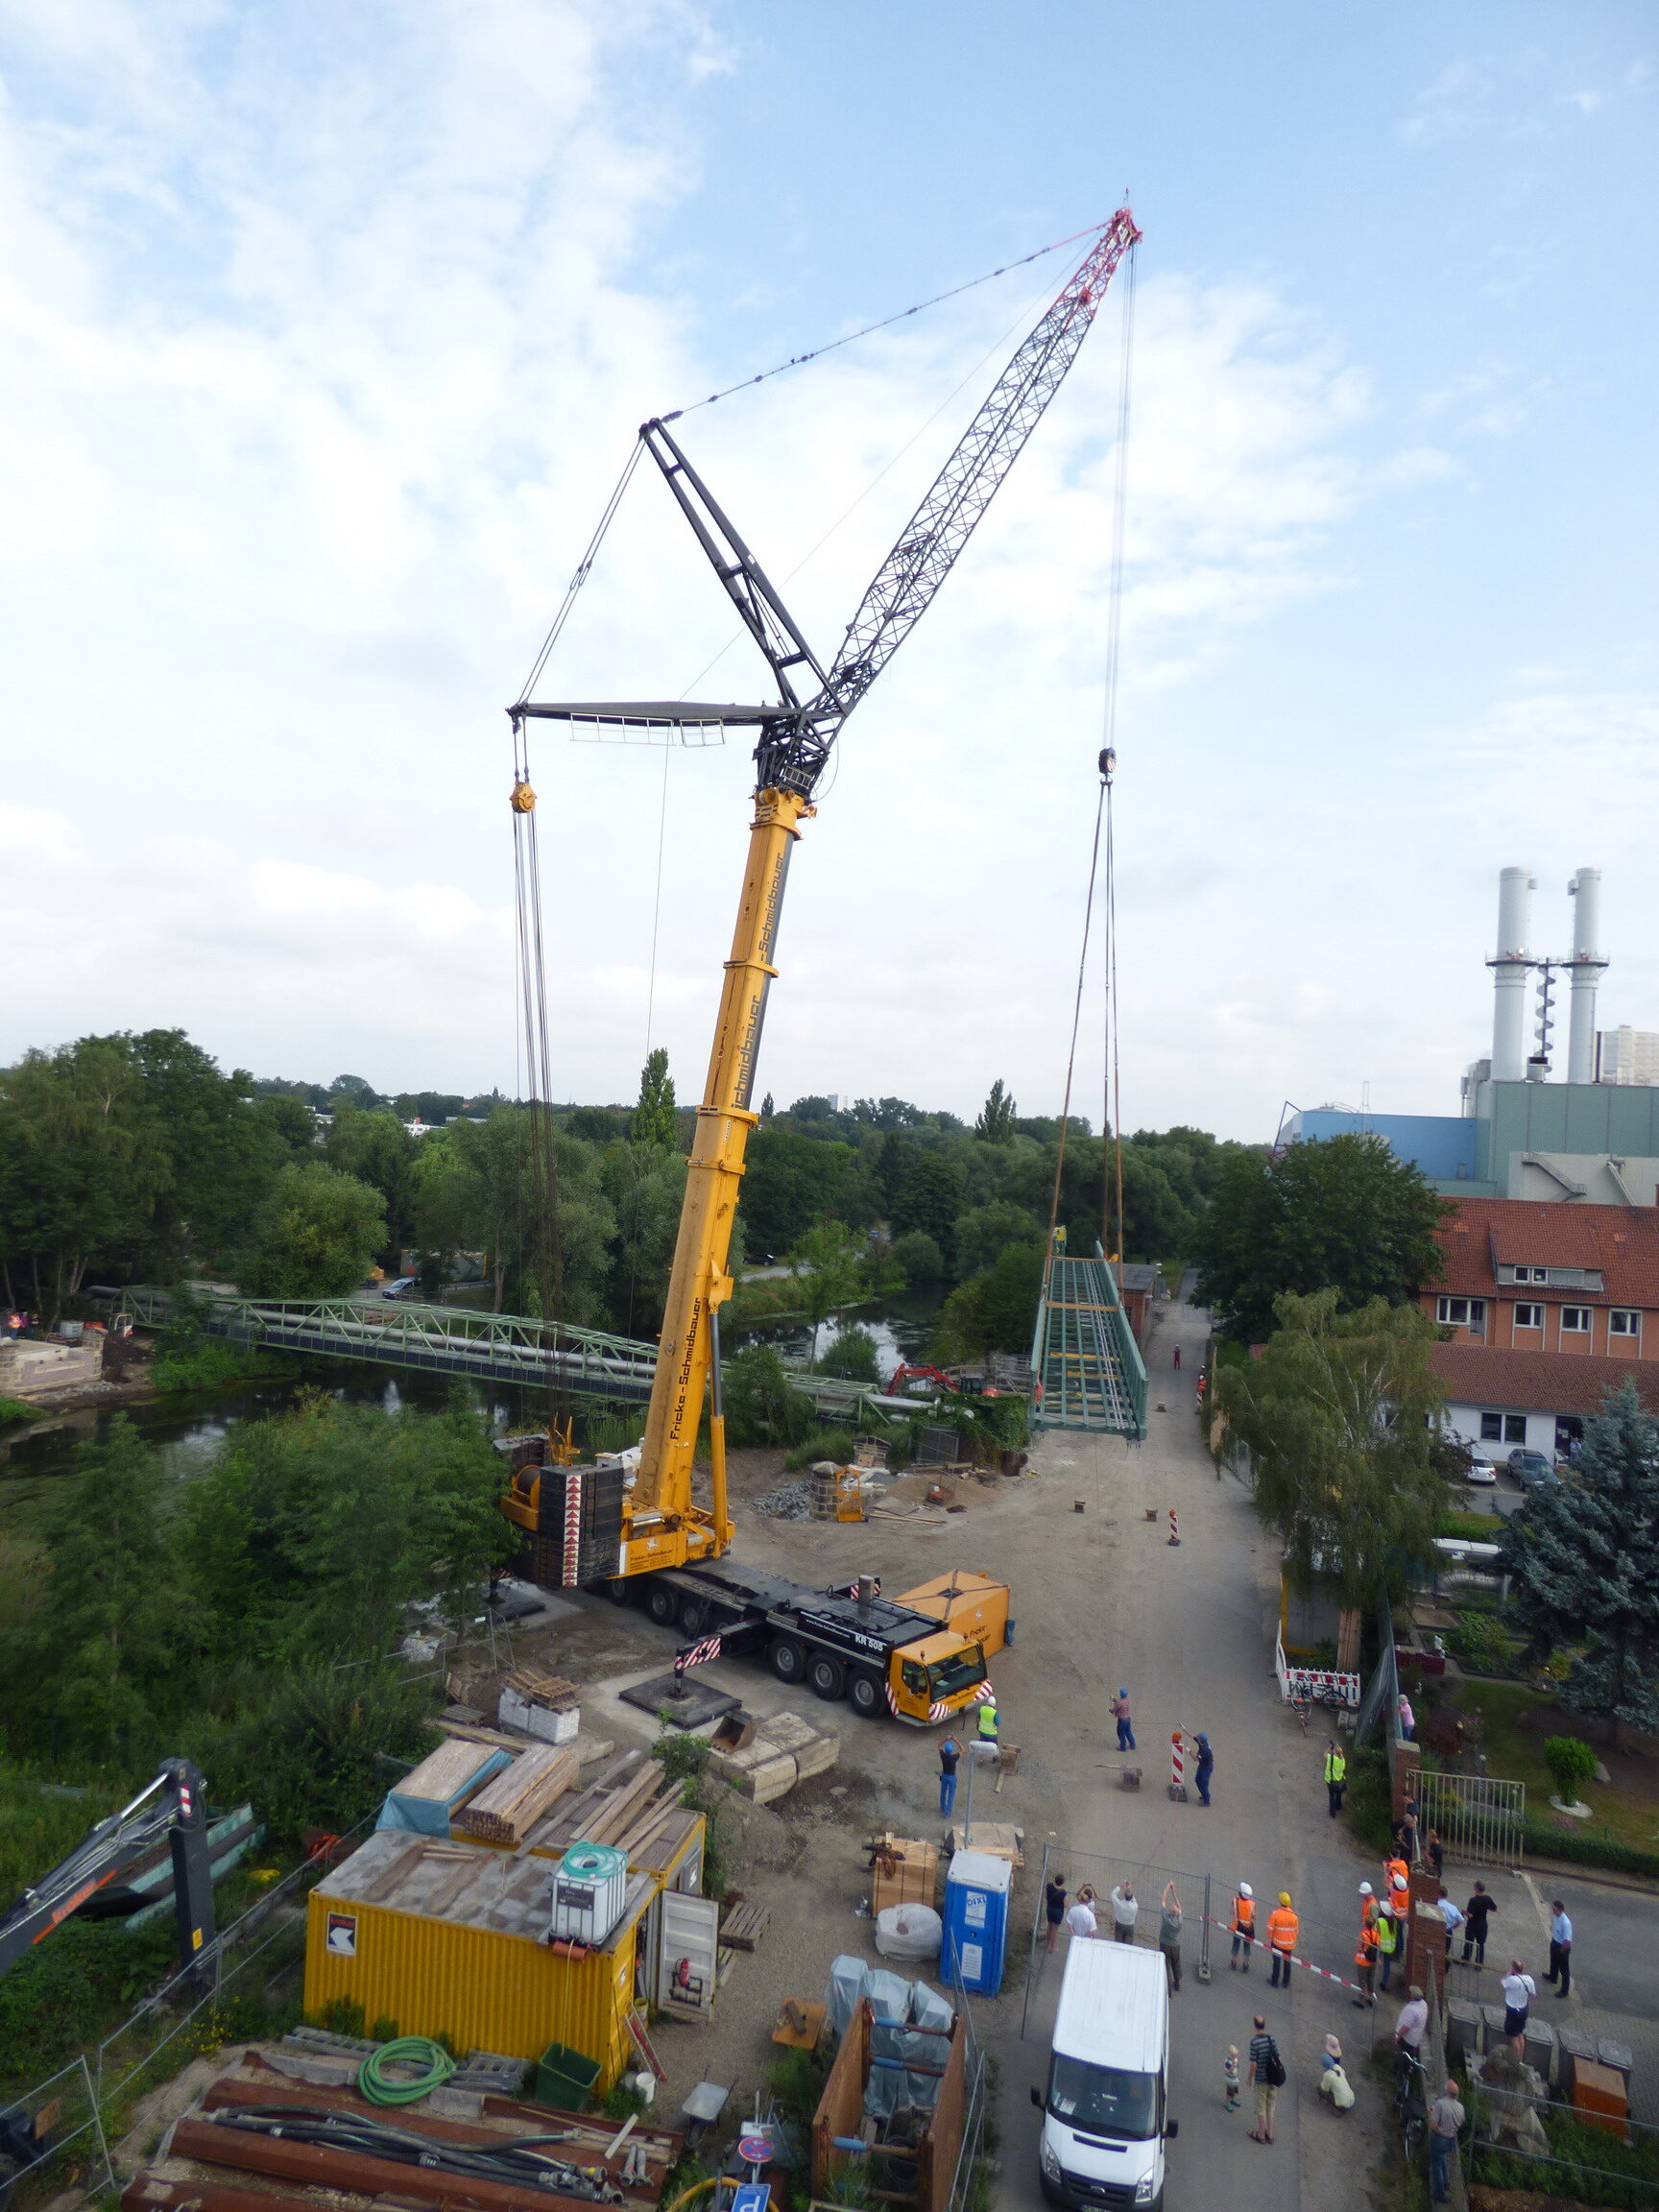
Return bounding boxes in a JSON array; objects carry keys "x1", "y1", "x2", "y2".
[{"x1": 476, "y1": 1293, "x2": 1396, "y2": 2211}]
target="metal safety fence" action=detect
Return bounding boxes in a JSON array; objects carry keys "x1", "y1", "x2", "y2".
[
  {"x1": 1416, "y1": 1768, "x2": 1527, "y2": 1869},
  {"x1": 2, "y1": 1818, "x2": 373, "y2": 2205}
]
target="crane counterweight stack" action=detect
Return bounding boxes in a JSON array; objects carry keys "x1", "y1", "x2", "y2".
[{"x1": 503, "y1": 210, "x2": 1141, "y2": 1712}]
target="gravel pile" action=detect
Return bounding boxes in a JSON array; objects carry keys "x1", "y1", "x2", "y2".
[{"x1": 752, "y1": 1479, "x2": 811, "y2": 1520}]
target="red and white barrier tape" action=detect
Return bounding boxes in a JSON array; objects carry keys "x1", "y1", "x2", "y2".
[{"x1": 1203, "y1": 1918, "x2": 1370, "y2": 1997}]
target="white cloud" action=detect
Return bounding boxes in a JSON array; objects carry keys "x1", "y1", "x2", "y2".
[{"x1": 0, "y1": 2, "x2": 1457, "y2": 1134}]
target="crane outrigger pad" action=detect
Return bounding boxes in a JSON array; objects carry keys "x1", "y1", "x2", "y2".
[{"x1": 1029, "y1": 1246, "x2": 1147, "y2": 1438}]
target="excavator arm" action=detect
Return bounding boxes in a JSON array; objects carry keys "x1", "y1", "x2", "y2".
[{"x1": 510, "y1": 208, "x2": 1140, "y2": 1576}]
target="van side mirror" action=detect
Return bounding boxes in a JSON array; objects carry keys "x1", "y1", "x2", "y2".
[
  {"x1": 1029, "y1": 2087, "x2": 1043, "y2": 2109},
  {"x1": 1165, "y1": 2119, "x2": 1179, "y2": 2140}
]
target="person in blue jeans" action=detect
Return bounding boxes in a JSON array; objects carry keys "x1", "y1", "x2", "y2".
[
  {"x1": 1428, "y1": 2080, "x2": 1464, "y2": 2202},
  {"x1": 1192, "y1": 1732, "x2": 1214, "y2": 1805},
  {"x1": 1110, "y1": 1689, "x2": 1135, "y2": 1752},
  {"x1": 939, "y1": 1735, "x2": 960, "y2": 1815}
]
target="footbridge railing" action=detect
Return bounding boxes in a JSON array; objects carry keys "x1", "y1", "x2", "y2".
[
  {"x1": 107, "y1": 1286, "x2": 900, "y2": 1416},
  {"x1": 1027, "y1": 1240, "x2": 1147, "y2": 1438}
]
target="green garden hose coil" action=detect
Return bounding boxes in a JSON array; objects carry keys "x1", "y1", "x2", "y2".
[{"x1": 358, "y1": 2035, "x2": 457, "y2": 2105}]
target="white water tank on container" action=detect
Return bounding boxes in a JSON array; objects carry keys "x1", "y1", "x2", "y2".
[{"x1": 548, "y1": 1841, "x2": 629, "y2": 1947}]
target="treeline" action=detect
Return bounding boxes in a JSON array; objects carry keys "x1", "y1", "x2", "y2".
[{"x1": 0, "y1": 1031, "x2": 1252, "y2": 1352}]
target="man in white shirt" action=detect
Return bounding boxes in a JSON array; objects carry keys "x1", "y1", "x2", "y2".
[
  {"x1": 1065, "y1": 1892, "x2": 1098, "y2": 1940},
  {"x1": 1501, "y1": 1960, "x2": 1536, "y2": 2053},
  {"x1": 1546, "y1": 1903, "x2": 1574, "y2": 1997},
  {"x1": 1109, "y1": 1882, "x2": 1139, "y2": 1944},
  {"x1": 1393, "y1": 1984, "x2": 1430, "y2": 2096}
]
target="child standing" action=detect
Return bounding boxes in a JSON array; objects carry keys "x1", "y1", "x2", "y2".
[{"x1": 1223, "y1": 2046, "x2": 1240, "y2": 2112}]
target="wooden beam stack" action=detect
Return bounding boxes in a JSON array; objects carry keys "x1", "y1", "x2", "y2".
[{"x1": 453, "y1": 1743, "x2": 580, "y2": 1846}]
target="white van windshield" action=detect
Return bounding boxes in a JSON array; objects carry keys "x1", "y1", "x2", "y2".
[{"x1": 1047, "y1": 2054, "x2": 1159, "y2": 2140}]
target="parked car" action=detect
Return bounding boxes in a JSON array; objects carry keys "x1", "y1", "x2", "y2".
[
  {"x1": 1507, "y1": 1447, "x2": 1558, "y2": 1489},
  {"x1": 380, "y1": 1277, "x2": 420, "y2": 1300},
  {"x1": 1463, "y1": 1452, "x2": 1499, "y2": 1486}
]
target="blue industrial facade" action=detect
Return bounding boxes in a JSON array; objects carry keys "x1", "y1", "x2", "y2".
[{"x1": 1286, "y1": 1082, "x2": 1659, "y2": 1196}]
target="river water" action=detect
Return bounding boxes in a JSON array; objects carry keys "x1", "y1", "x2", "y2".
[{"x1": 0, "y1": 1292, "x2": 943, "y2": 1518}]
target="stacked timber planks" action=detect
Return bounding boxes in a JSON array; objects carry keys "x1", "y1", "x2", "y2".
[
  {"x1": 523, "y1": 1750, "x2": 684, "y2": 1864},
  {"x1": 454, "y1": 1743, "x2": 580, "y2": 1846},
  {"x1": 394, "y1": 1737, "x2": 506, "y2": 1812}
]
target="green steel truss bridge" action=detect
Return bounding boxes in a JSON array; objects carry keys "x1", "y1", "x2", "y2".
[
  {"x1": 1028, "y1": 1243, "x2": 1147, "y2": 1437},
  {"x1": 108, "y1": 1286, "x2": 880, "y2": 1418}
]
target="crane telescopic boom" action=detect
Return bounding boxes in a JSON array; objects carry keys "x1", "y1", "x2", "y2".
[{"x1": 506, "y1": 207, "x2": 1140, "y2": 1589}]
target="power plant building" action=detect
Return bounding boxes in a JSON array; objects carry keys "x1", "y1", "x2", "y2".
[{"x1": 1284, "y1": 866, "x2": 1659, "y2": 1201}]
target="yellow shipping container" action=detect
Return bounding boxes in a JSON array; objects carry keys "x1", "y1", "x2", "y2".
[{"x1": 303, "y1": 1815, "x2": 705, "y2": 2092}]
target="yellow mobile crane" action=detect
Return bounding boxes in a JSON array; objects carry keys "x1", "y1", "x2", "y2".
[{"x1": 502, "y1": 210, "x2": 1140, "y2": 1721}]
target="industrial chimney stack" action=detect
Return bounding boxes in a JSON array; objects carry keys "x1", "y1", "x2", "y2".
[
  {"x1": 1567, "y1": 868, "x2": 1608, "y2": 1085},
  {"x1": 1488, "y1": 867, "x2": 1533, "y2": 1084}
]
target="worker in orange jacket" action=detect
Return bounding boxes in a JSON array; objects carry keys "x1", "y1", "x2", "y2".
[
  {"x1": 1385, "y1": 1853, "x2": 1410, "y2": 1893},
  {"x1": 1266, "y1": 1893, "x2": 1299, "y2": 1988},
  {"x1": 1353, "y1": 1920, "x2": 1380, "y2": 2008},
  {"x1": 1228, "y1": 1883, "x2": 1256, "y2": 1971}
]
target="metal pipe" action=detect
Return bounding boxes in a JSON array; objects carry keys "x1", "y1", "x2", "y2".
[
  {"x1": 1488, "y1": 867, "x2": 1534, "y2": 1083},
  {"x1": 1567, "y1": 868, "x2": 1606, "y2": 1086}
]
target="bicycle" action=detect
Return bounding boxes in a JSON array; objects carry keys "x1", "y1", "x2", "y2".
[{"x1": 1393, "y1": 2042, "x2": 1429, "y2": 2155}]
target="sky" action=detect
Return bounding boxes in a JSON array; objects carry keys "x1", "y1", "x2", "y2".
[{"x1": 0, "y1": 1, "x2": 1655, "y2": 1141}]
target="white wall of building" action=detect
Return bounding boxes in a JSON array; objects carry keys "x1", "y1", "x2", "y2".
[{"x1": 1442, "y1": 1399, "x2": 1557, "y2": 1459}]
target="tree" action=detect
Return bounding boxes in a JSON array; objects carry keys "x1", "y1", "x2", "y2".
[
  {"x1": 238, "y1": 1161, "x2": 387, "y2": 1297},
  {"x1": 1216, "y1": 1290, "x2": 1453, "y2": 1656},
  {"x1": 818, "y1": 1325, "x2": 880, "y2": 1382},
  {"x1": 602, "y1": 1143, "x2": 685, "y2": 1334},
  {"x1": 892, "y1": 1230, "x2": 946, "y2": 1285},
  {"x1": 975, "y1": 1079, "x2": 1017, "y2": 1144},
  {"x1": 632, "y1": 1049, "x2": 679, "y2": 1151},
  {"x1": 5, "y1": 1416, "x2": 183, "y2": 1763},
  {"x1": 1499, "y1": 1380, "x2": 1659, "y2": 1739},
  {"x1": 325, "y1": 1103, "x2": 419, "y2": 1266},
  {"x1": 954, "y1": 1199, "x2": 1045, "y2": 1280},
  {"x1": 1194, "y1": 1133, "x2": 1447, "y2": 1344},
  {"x1": 741, "y1": 1130, "x2": 870, "y2": 1255},
  {"x1": 759, "y1": 1093, "x2": 775, "y2": 1119},
  {"x1": 890, "y1": 1150, "x2": 964, "y2": 1262},
  {"x1": 415, "y1": 1113, "x2": 615, "y2": 1320},
  {"x1": 0, "y1": 1037, "x2": 170, "y2": 1320},
  {"x1": 257, "y1": 1093, "x2": 323, "y2": 1160},
  {"x1": 788, "y1": 1220, "x2": 870, "y2": 1365},
  {"x1": 180, "y1": 1391, "x2": 513, "y2": 1666}
]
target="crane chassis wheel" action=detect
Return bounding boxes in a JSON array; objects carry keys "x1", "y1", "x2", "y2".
[
  {"x1": 645, "y1": 1580, "x2": 679, "y2": 1628},
  {"x1": 848, "y1": 1668, "x2": 885, "y2": 1719},
  {"x1": 768, "y1": 1635, "x2": 806, "y2": 1684},
  {"x1": 807, "y1": 1653, "x2": 846, "y2": 1702}
]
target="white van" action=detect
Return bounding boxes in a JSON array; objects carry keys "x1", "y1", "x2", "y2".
[{"x1": 1031, "y1": 1939, "x2": 1177, "y2": 2209}]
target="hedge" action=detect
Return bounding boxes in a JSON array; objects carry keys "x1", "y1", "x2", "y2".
[{"x1": 1522, "y1": 1816, "x2": 1659, "y2": 1882}]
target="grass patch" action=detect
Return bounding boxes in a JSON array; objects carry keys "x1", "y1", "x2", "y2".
[
  {"x1": 0, "y1": 1395, "x2": 41, "y2": 1428},
  {"x1": 1436, "y1": 1509, "x2": 1503, "y2": 1543},
  {"x1": 1432, "y1": 1679, "x2": 1659, "y2": 1856}
]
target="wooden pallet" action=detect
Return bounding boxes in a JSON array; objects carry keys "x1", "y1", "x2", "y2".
[
  {"x1": 720, "y1": 1900, "x2": 772, "y2": 1951},
  {"x1": 717, "y1": 1945, "x2": 740, "y2": 1988}
]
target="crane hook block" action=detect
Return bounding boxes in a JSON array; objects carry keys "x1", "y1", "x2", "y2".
[{"x1": 510, "y1": 781, "x2": 537, "y2": 814}]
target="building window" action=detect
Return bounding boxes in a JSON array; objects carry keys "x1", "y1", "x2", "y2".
[
  {"x1": 1479, "y1": 1411, "x2": 1527, "y2": 1444},
  {"x1": 1513, "y1": 1304, "x2": 1544, "y2": 1330},
  {"x1": 1437, "y1": 1297, "x2": 1486, "y2": 1329},
  {"x1": 1511, "y1": 1265, "x2": 1547, "y2": 1283},
  {"x1": 1610, "y1": 1310, "x2": 1641, "y2": 1339},
  {"x1": 1560, "y1": 1307, "x2": 1591, "y2": 1334}
]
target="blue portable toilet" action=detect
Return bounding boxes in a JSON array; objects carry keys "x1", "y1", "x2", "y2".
[{"x1": 943, "y1": 1848, "x2": 1012, "y2": 1995}]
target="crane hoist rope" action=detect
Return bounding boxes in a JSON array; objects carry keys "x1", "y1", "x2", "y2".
[
  {"x1": 1046, "y1": 240, "x2": 1137, "y2": 1273},
  {"x1": 504, "y1": 205, "x2": 1142, "y2": 1603}
]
